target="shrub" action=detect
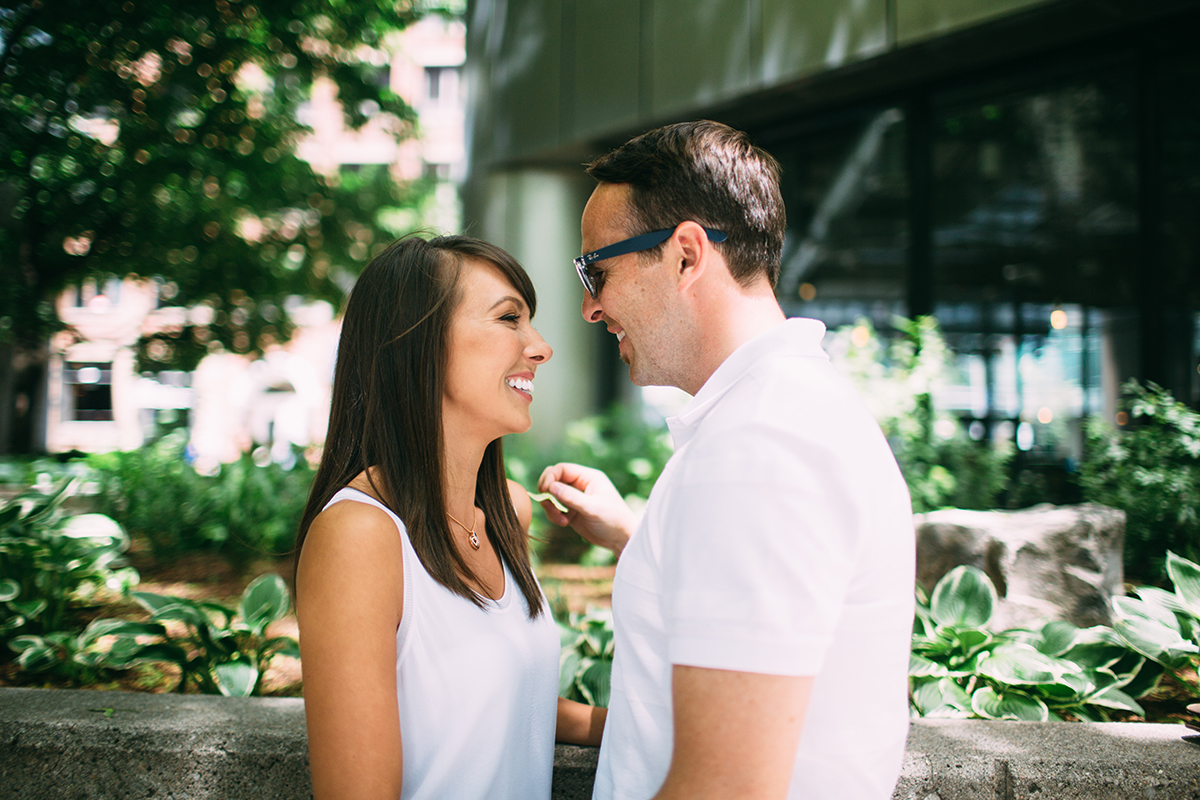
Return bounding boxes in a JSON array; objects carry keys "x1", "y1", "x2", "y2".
[
  {"x1": 1079, "y1": 380, "x2": 1200, "y2": 581},
  {"x1": 87, "y1": 432, "x2": 212, "y2": 557},
  {"x1": 910, "y1": 565, "x2": 1160, "y2": 721},
  {"x1": 0, "y1": 478, "x2": 138, "y2": 682},
  {"x1": 827, "y1": 316, "x2": 1012, "y2": 512},
  {"x1": 92, "y1": 573, "x2": 299, "y2": 696},
  {"x1": 88, "y1": 431, "x2": 313, "y2": 563}
]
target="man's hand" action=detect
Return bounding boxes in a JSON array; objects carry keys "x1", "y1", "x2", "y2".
[
  {"x1": 537, "y1": 463, "x2": 638, "y2": 557},
  {"x1": 653, "y1": 666, "x2": 813, "y2": 800}
]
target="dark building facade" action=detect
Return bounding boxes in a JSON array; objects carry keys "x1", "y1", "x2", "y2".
[{"x1": 463, "y1": 0, "x2": 1200, "y2": 470}]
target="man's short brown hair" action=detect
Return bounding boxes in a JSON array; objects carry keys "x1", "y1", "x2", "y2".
[{"x1": 585, "y1": 120, "x2": 785, "y2": 288}]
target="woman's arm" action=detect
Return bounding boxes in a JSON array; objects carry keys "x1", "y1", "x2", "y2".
[
  {"x1": 509, "y1": 479, "x2": 608, "y2": 746},
  {"x1": 296, "y1": 500, "x2": 406, "y2": 800},
  {"x1": 556, "y1": 698, "x2": 607, "y2": 746}
]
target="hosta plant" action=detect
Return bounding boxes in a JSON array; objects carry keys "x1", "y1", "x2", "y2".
[
  {"x1": 93, "y1": 573, "x2": 299, "y2": 696},
  {"x1": 558, "y1": 608, "x2": 614, "y2": 708},
  {"x1": 1112, "y1": 550, "x2": 1200, "y2": 698},
  {"x1": 911, "y1": 565, "x2": 1160, "y2": 721},
  {"x1": 2, "y1": 478, "x2": 138, "y2": 682}
]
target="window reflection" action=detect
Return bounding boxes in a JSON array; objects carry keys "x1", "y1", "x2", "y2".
[
  {"x1": 768, "y1": 108, "x2": 909, "y2": 331},
  {"x1": 931, "y1": 75, "x2": 1138, "y2": 471}
]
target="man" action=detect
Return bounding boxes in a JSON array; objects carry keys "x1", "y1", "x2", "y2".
[{"x1": 538, "y1": 120, "x2": 914, "y2": 800}]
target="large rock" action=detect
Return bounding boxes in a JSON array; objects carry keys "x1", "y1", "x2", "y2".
[{"x1": 915, "y1": 503, "x2": 1125, "y2": 629}]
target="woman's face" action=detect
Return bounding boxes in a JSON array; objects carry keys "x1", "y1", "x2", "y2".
[{"x1": 442, "y1": 258, "x2": 552, "y2": 444}]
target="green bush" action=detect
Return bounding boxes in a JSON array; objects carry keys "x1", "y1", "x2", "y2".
[
  {"x1": 91, "y1": 573, "x2": 299, "y2": 696},
  {"x1": 88, "y1": 431, "x2": 314, "y2": 563},
  {"x1": 910, "y1": 565, "x2": 1160, "y2": 721},
  {"x1": 0, "y1": 478, "x2": 138, "y2": 683},
  {"x1": 827, "y1": 316, "x2": 1012, "y2": 512},
  {"x1": 1079, "y1": 380, "x2": 1200, "y2": 581}
]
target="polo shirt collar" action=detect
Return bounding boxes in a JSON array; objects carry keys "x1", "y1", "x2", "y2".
[{"x1": 666, "y1": 317, "x2": 828, "y2": 448}]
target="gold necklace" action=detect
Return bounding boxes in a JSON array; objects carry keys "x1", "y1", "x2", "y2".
[{"x1": 446, "y1": 507, "x2": 480, "y2": 550}]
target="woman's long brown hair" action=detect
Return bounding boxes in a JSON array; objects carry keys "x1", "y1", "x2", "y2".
[{"x1": 294, "y1": 234, "x2": 544, "y2": 617}]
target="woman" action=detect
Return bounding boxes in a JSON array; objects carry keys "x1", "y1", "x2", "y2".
[{"x1": 294, "y1": 235, "x2": 605, "y2": 800}]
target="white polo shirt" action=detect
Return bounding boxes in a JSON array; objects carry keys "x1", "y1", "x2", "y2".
[{"x1": 593, "y1": 318, "x2": 915, "y2": 800}]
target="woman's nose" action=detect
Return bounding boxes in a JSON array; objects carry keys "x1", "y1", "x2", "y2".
[{"x1": 527, "y1": 328, "x2": 552, "y2": 362}]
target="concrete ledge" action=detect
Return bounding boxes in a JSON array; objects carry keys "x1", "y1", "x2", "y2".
[{"x1": 2, "y1": 688, "x2": 1198, "y2": 799}]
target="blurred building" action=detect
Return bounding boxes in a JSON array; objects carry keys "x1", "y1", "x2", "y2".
[
  {"x1": 41, "y1": 14, "x2": 467, "y2": 457},
  {"x1": 463, "y1": 0, "x2": 1200, "y2": 481}
]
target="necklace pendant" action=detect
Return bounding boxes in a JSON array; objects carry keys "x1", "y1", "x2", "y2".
[{"x1": 469, "y1": 531, "x2": 480, "y2": 549}]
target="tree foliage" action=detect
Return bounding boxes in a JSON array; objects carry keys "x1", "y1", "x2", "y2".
[{"x1": 0, "y1": 0, "x2": 427, "y2": 363}]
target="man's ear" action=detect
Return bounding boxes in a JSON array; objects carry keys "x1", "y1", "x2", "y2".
[{"x1": 672, "y1": 221, "x2": 709, "y2": 291}]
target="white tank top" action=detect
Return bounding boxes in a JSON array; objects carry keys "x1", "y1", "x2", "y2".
[{"x1": 324, "y1": 488, "x2": 559, "y2": 800}]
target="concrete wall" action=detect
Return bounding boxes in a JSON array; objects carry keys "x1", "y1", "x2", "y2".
[
  {"x1": 464, "y1": 0, "x2": 1065, "y2": 169},
  {"x1": 3, "y1": 687, "x2": 1200, "y2": 799}
]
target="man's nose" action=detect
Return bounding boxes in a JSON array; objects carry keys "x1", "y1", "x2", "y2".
[{"x1": 582, "y1": 291, "x2": 603, "y2": 323}]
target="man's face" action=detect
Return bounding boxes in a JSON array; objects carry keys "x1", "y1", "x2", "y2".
[{"x1": 579, "y1": 183, "x2": 689, "y2": 389}]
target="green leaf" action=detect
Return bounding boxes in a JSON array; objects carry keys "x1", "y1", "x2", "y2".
[
  {"x1": 1134, "y1": 586, "x2": 1190, "y2": 621},
  {"x1": 122, "y1": 642, "x2": 189, "y2": 668},
  {"x1": 151, "y1": 603, "x2": 212, "y2": 630},
  {"x1": 240, "y1": 574, "x2": 290, "y2": 633},
  {"x1": 265, "y1": 637, "x2": 301, "y2": 660},
  {"x1": 59, "y1": 513, "x2": 125, "y2": 545},
  {"x1": 1035, "y1": 620, "x2": 1078, "y2": 657},
  {"x1": 578, "y1": 659, "x2": 612, "y2": 708},
  {"x1": 971, "y1": 687, "x2": 1049, "y2": 721},
  {"x1": 912, "y1": 677, "x2": 971, "y2": 717},
  {"x1": 1113, "y1": 596, "x2": 1199, "y2": 669},
  {"x1": 15, "y1": 641, "x2": 60, "y2": 673},
  {"x1": 9, "y1": 634, "x2": 44, "y2": 653},
  {"x1": 583, "y1": 625, "x2": 614, "y2": 659},
  {"x1": 528, "y1": 491, "x2": 569, "y2": 514},
  {"x1": 0, "y1": 579, "x2": 18, "y2": 602},
  {"x1": 103, "y1": 637, "x2": 149, "y2": 668},
  {"x1": 976, "y1": 644, "x2": 1079, "y2": 685},
  {"x1": 1087, "y1": 685, "x2": 1144, "y2": 715},
  {"x1": 558, "y1": 622, "x2": 581, "y2": 649},
  {"x1": 909, "y1": 653, "x2": 948, "y2": 678},
  {"x1": 1117, "y1": 658, "x2": 1164, "y2": 698},
  {"x1": 1062, "y1": 640, "x2": 1129, "y2": 671},
  {"x1": 215, "y1": 660, "x2": 259, "y2": 697},
  {"x1": 132, "y1": 591, "x2": 185, "y2": 615},
  {"x1": 931, "y1": 566, "x2": 996, "y2": 628},
  {"x1": 9, "y1": 598, "x2": 47, "y2": 619},
  {"x1": 1167, "y1": 550, "x2": 1200, "y2": 618},
  {"x1": 81, "y1": 618, "x2": 167, "y2": 642},
  {"x1": 558, "y1": 649, "x2": 582, "y2": 697}
]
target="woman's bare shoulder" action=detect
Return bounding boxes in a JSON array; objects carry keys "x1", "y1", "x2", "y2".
[
  {"x1": 507, "y1": 478, "x2": 533, "y2": 533},
  {"x1": 297, "y1": 494, "x2": 405, "y2": 613}
]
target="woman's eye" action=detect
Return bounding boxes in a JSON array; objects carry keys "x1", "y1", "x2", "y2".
[{"x1": 500, "y1": 313, "x2": 520, "y2": 323}]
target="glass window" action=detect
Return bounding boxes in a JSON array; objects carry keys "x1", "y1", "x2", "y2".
[
  {"x1": 767, "y1": 108, "x2": 909, "y2": 330},
  {"x1": 63, "y1": 362, "x2": 114, "y2": 422},
  {"x1": 931, "y1": 74, "x2": 1139, "y2": 468},
  {"x1": 1160, "y1": 36, "x2": 1200, "y2": 405}
]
